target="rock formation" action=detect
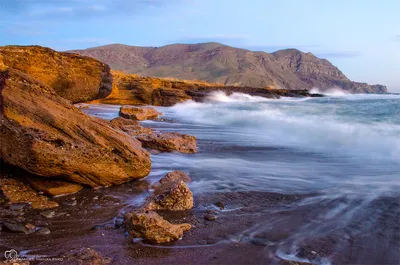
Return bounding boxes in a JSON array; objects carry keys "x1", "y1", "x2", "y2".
[
  {"x1": 144, "y1": 171, "x2": 193, "y2": 211},
  {"x1": 0, "y1": 45, "x2": 112, "y2": 103},
  {"x1": 137, "y1": 132, "x2": 197, "y2": 154},
  {"x1": 0, "y1": 47, "x2": 151, "y2": 187},
  {"x1": 110, "y1": 117, "x2": 198, "y2": 153},
  {"x1": 0, "y1": 178, "x2": 59, "y2": 209},
  {"x1": 26, "y1": 178, "x2": 84, "y2": 196},
  {"x1": 119, "y1": 106, "x2": 160, "y2": 120},
  {"x1": 124, "y1": 210, "x2": 191, "y2": 243},
  {"x1": 70, "y1": 43, "x2": 387, "y2": 94}
]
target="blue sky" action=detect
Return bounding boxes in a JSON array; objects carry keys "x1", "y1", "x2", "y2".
[{"x1": 0, "y1": 0, "x2": 399, "y2": 91}]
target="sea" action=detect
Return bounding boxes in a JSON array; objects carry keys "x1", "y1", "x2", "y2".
[{"x1": 84, "y1": 91, "x2": 400, "y2": 264}]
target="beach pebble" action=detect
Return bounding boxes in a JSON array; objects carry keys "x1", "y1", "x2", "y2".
[
  {"x1": 36, "y1": 227, "x2": 51, "y2": 235},
  {"x1": 198, "y1": 239, "x2": 207, "y2": 245},
  {"x1": 214, "y1": 201, "x2": 225, "y2": 209},
  {"x1": 204, "y1": 214, "x2": 217, "y2": 221},
  {"x1": 40, "y1": 210, "x2": 56, "y2": 218}
]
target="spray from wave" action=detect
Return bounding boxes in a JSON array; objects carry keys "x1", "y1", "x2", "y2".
[
  {"x1": 206, "y1": 91, "x2": 270, "y2": 103},
  {"x1": 310, "y1": 87, "x2": 350, "y2": 96}
]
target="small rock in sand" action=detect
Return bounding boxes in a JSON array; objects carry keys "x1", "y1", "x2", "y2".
[
  {"x1": 36, "y1": 227, "x2": 51, "y2": 235},
  {"x1": 144, "y1": 171, "x2": 193, "y2": 211},
  {"x1": 124, "y1": 210, "x2": 191, "y2": 243},
  {"x1": 204, "y1": 214, "x2": 217, "y2": 221}
]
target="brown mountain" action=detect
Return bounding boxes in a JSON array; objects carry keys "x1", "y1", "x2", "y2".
[{"x1": 69, "y1": 42, "x2": 387, "y2": 94}]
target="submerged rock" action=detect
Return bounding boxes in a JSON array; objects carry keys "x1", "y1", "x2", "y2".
[
  {"x1": 27, "y1": 177, "x2": 84, "y2": 196},
  {"x1": 119, "y1": 106, "x2": 160, "y2": 121},
  {"x1": 137, "y1": 132, "x2": 197, "y2": 154},
  {"x1": 124, "y1": 210, "x2": 191, "y2": 243},
  {"x1": 0, "y1": 68, "x2": 151, "y2": 187},
  {"x1": 144, "y1": 171, "x2": 193, "y2": 211},
  {"x1": 0, "y1": 178, "x2": 58, "y2": 209}
]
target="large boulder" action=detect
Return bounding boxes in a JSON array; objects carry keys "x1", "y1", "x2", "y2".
[
  {"x1": 144, "y1": 171, "x2": 193, "y2": 211},
  {"x1": 119, "y1": 106, "x2": 160, "y2": 121},
  {"x1": 124, "y1": 210, "x2": 191, "y2": 243},
  {"x1": 0, "y1": 68, "x2": 151, "y2": 187},
  {"x1": 0, "y1": 45, "x2": 112, "y2": 103},
  {"x1": 137, "y1": 132, "x2": 197, "y2": 154}
]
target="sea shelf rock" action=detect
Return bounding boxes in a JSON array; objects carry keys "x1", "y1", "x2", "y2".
[
  {"x1": 109, "y1": 117, "x2": 198, "y2": 154},
  {"x1": 137, "y1": 132, "x2": 197, "y2": 154},
  {"x1": 119, "y1": 106, "x2": 160, "y2": 121},
  {"x1": 124, "y1": 210, "x2": 191, "y2": 243},
  {"x1": 0, "y1": 178, "x2": 59, "y2": 209},
  {"x1": 27, "y1": 177, "x2": 84, "y2": 196}
]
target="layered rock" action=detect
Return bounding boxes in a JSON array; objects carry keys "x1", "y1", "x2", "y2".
[
  {"x1": 144, "y1": 171, "x2": 193, "y2": 211},
  {"x1": 0, "y1": 178, "x2": 59, "y2": 209},
  {"x1": 109, "y1": 117, "x2": 198, "y2": 154},
  {"x1": 119, "y1": 106, "x2": 160, "y2": 120},
  {"x1": 137, "y1": 132, "x2": 197, "y2": 154},
  {"x1": 27, "y1": 177, "x2": 84, "y2": 196},
  {"x1": 124, "y1": 210, "x2": 191, "y2": 243},
  {"x1": 71, "y1": 43, "x2": 387, "y2": 94},
  {"x1": 0, "y1": 66, "x2": 151, "y2": 187},
  {"x1": 0, "y1": 46, "x2": 113, "y2": 103},
  {"x1": 109, "y1": 117, "x2": 152, "y2": 135}
]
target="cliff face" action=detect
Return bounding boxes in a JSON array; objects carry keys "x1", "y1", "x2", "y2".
[
  {"x1": 0, "y1": 45, "x2": 113, "y2": 103},
  {"x1": 70, "y1": 43, "x2": 387, "y2": 94}
]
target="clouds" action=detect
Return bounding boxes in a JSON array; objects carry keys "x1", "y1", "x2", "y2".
[{"x1": 0, "y1": 0, "x2": 183, "y2": 19}]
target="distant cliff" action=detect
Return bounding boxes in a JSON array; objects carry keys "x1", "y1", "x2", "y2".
[{"x1": 70, "y1": 43, "x2": 387, "y2": 94}]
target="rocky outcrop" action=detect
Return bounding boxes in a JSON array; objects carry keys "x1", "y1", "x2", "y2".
[
  {"x1": 0, "y1": 66, "x2": 151, "y2": 187},
  {"x1": 88, "y1": 71, "x2": 322, "y2": 106},
  {"x1": 0, "y1": 178, "x2": 59, "y2": 209},
  {"x1": 27, "y1": 177, "x2": 84, "y2": 196},
  {"x1": 109, "y1": 117, "x2": 198, "y2": 154},
  {"x1": 119, "y1": 106, "x2": 160, "y2": 120},
  {"x1": 109, "y1": 117, "x2": 152, "y2": 135},
  {"x1": 144, "y1": 171, "x2": 193, "y2": 211},
  {"x1": 137, "y1": 132, "x2": 197, "y2": 154},
  {"x1": 124, "y1": 210, "x2": 191, "y2": 243},
  {"x1": 0, "y1": 45, "x2": 113, "y2": 103},
  {"x1": 70, "y1": 43, "x2": 387, "y2": 94}
]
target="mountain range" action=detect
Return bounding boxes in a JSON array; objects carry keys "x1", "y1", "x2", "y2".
[{"x1": 70, "y1": 42, "x2": 386, "y2": 94}]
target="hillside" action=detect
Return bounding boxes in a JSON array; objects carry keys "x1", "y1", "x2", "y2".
[{"x1": 69, "y1": 43, "x2": 387, "y2": 94}]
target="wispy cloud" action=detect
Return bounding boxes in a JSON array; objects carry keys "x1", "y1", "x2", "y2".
[{"x1": 0, "y1": 0, "x2": 183, "y2": 19}]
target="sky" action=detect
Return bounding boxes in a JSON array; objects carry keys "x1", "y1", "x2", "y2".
[{"x1": 0, "y1": 0, "x2": 399, "y2": 92}]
